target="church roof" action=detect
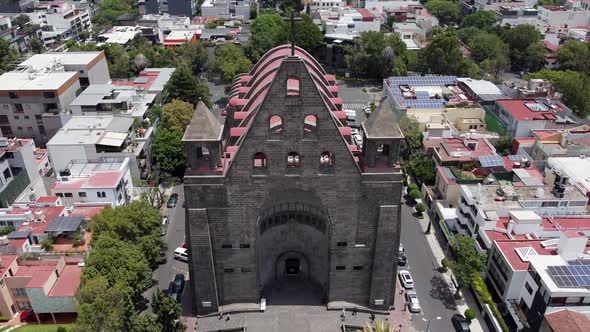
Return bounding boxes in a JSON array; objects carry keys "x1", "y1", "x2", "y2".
[
  {"x1": 362, "y1": 101, "x2": 403, "y2": 139},
  {"x1": 182, "y1": 101, "x2": 223, "y2": 141}
]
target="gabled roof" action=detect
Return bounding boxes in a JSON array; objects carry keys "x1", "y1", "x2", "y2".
[
  {"x1": 362, "y1": 102, "x2": 403, "y2": 139},
  {"x1": 182, "y1": 101, "x2": 223, "y2": 142}
]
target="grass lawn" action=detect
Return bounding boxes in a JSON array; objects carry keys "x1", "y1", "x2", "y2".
[
  {"x1": 14, "y1": 324, "x2": 74, "y2": 332},
  {"x1": 484, "y1": 109, "x2": 507, "y2": 135}
]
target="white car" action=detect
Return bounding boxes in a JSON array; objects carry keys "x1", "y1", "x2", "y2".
[
  {"x1": 351, "y1": 128, "x2": 360, "y2": 136},
  {"x1": 405, "y1": 290, "x2": 421, "y2": 313},
  {"x1": 398, "y1": 270, "x2": 414, "y2": 289},
  {"x1": 353, "y1": 134, "x2": 363, "y2": 146}
]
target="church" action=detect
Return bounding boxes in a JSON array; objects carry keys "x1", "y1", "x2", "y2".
[{"x1": 182, "y1": 43, "x2": 404, "y2": 314}]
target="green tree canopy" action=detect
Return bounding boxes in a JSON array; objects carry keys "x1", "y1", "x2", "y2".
[
  {"x1": 461, "y1": 10, "x2": 497, "y2": 30},
  {"x1": 447, "y1": 235, "x2": 488, "y2": 291},
  {"x1": 294, "y1": 14, "x2": 323, "y2": 52},
  {"x1": 345, "y1": 31, "x2": 409, "y2": 79},
  {"x1": 152, "y1": 128, "x2": 187, "y2": 177},
  {"x1": 82, "y1": 235, "x2": 152, "y2": 298},
  {"x1": 494, "y1": 136, "x2": 513, "y2": 155},
  {"x1": 101, "y1": 43, "x2": 131, "y2": 78},
  {"x1": 76, "y1": 276, "x2": 135, "y2": 332},
  {"x1": 0, "y1": 38, "x2": 18, "y2": 74},
  {"x1": 152, "y1": 289, "x2": 182, "y2": 332},
  {"x1": 526, "y1": 69, "x2": 590, "y2": 118},
  {"x1": 92, "y1": 0, "x2": 135, "y2": 29},
  {"x1": 176, "y1": 41, "x2": 209, "y2": 76},
  {"x1": 408, "y1": 156, "x2": 436, "y2": 185},
  {"x1": 457, "y1": 26, "x2": 482, "y2": 44},
  {"x1": 130, "y1": 314, "x2": 163, "y2": 332},
  {"x1": 469, "y1": 32, "x2": 507, "y2": 63},
  {"x1": 248, "y1": 13, "x2": 288, "y2": 60},
  {"x1": 163, "y1": 65, "x2": 210, "y2": 106},
  {"x1": 425, "y1": 0, "x2": 460, "y2": 26},
  {"x1": 525, "y1": 41, "x2": 547, "y2": 73},
  {"x1": 161, "y1": 99, "x2": 196, "y2": 132},
  {"x1": 211, "y1": 43, "x2": 253, "y2": 82},
  {"x1": 499, "y1": 24, "x2": 542, "y2": 71},
  {"x1": 399, "y1": 115, "x2": 423, "y2": 160},
  {"x1": 555, "y1": 39, "x2": 590, "y2": 74},
  {"x1": 14, "y1": 14, "x2": 30, "y2": 29},
  {"x1": 417, "y1": 31, "x2": 473, "y2": 76}
]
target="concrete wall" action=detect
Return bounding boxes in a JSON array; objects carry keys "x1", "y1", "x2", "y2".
[{"x1": 0, "y1": 258, "x2": 19, "y2": 317}]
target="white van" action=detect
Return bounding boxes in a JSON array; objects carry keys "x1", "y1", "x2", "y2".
[{"x1": 174, "y1": 247, "x2": 188, "y2": 262}]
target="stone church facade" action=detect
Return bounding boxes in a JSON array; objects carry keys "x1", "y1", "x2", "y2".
[{"x1": 183, "y1": 45, "x2": 404, "y2": 314}]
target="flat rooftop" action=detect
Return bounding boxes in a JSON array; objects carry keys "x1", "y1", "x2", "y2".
[
  {"x1": 423, "y1": 137, "x2": 496, "y2": 162},
  {"x1": 547, "y1": 157, "x2": 590, "y2": 192},
  {"x1": 18, "y1": 52, "x2": 103, "y2": 70},
  {"x1": 47, "y1": 116, "x2": 133, "y2": 145},
  {"x1": 0, "y1": 71, "x2": 77, "y2": 91},
  {"x1": 496, "y1": 99, "x2": 558, "y2": 121}
]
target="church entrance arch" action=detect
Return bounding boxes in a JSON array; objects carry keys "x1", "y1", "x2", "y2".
[{"x1": 256, "y1": 198, "x2": 331, "y2": 305}]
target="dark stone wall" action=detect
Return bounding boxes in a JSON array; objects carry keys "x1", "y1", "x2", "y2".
[{"x1": 184, "y1": 57, "x2": 402, "y2": 314}]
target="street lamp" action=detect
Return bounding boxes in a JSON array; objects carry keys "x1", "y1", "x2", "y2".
[{"x1": 422, "y1": 316, "x2": 442, "y2": 332}]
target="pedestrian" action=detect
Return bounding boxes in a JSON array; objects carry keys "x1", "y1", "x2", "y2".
[
  {"x1": 219, "y1": 311, "x2": 223, "y2": 320},
  {"x1": 399, "y1": 288, "x2": 404, "y2": 295},
  {"x1": 352, "y1": 308, "x2": 357, "y2": 316},
  {"x1": 370, "y1": 313, "x2": 375, "y2": 322},
  {"x1": 226, "y1": 313, "x2": 230, "y2": 321}
]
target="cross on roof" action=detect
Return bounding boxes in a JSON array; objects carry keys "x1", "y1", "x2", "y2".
[{"x1": 283, "y1": 12, "x2": 302, "y2": 56}]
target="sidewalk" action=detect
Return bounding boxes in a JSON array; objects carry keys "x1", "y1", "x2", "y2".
[
  {"x1": 417, "y1": 212, "x2": 485, "y2": 332},
  {"x1": 388, "y1": 279, "x2": 416, "y2": 332}
]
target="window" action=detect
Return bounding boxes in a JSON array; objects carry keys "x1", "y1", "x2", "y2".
[
  {"x1": 239, "y1": 243, "x2": 250, "y2": 248},
  {"x1": 304, "y1": 115, "x2": 317, "y2": 137},
  {"x1": 43, "y1": 91, "x2": 55, "y2": 98},
  {"x1": 8, "y1": 92, "x2": 17, "y2": 99},
  {"x1": 541, "y1": 201, "x2": 559, "y2": 207},
  {"x1": 569, "y1": 201, "x2": 587, "y2": 207},
  {"x1": 221, "y1": 244, "x2": 232, "y2": 248},
  {"x1": 353, "y1": 266, "x2": 364, "y2": 270},
  {"x1": 56, "y1": 193, "x2": 64, "y2": 197},
  {"x1": 12, "y1": 288, "x2": 26, "y2": 297},
  {"x1": 241, "y1": 267, "x2": 252, "y2": 273},
  {"x1": 269, "y1": 115, "x2": 283, "y2": 134},
  {"x1": 253, "y1": 152, "x2": 267, "y2": 169},
  {"x1": 565, "y1": 297, "x2": 581, "y2": 304},
  {"x1": 96, "y1": 192, "x2": 106, "y2": 198},
  {"x1": 44, "y1": 103, "x2": 58, "y2": 112},
  {"x1": 320, "y1": 151, "x2": 334, "y2": 169},
  {"x1": 35, "y1": 115, "x2": 42, "y2": 120},
  {"x1": 335, "y1": 266, "x2": 346, "y2": 271},
  {"x1": 16, "y1": 126, "x2": 22, "y2": 130},
  {"x1": 14, "y1": 104, "x2": 23, "y2": 113},
  {"x1": 337, "y1": 242, "x2": 347, "y2": 247},
  {"x1": 64, "y1": 193, "x2": 73, "y2": 198},
  {"x1": 287, "y1": 152, "x2": 301, "y2": 168},
  {"x1": 525, "y1": 282, "x2": 533, "y2": 295},
  {"x1": 224, "y1": 268, "x2": 234, "y2": 273},
  {"x1": 24, "y1": 116, "x2": 29, "y2": 119},
  {"x1": 0, "y1": 115, "x2": 8, "y2": 124},
  {"x1": 39, "y1": 125, "x2": 45, "y2": 135},
  {"x1": 287, "y1": 76, "x2": 300, "y2": 96},
  {"x1": 13, "y1": 116, "x2": 19, "y2": 120},
  {"x1": 16, "y1": 301, "x2": 30, "y2": 310}
]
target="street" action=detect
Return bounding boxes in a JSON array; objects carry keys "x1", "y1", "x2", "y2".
[{"x1": 400, "y1": 203, "x2": 457, "y2": 332}]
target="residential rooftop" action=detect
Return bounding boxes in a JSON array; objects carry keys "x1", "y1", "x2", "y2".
[
  {"x1": 18, "y1": 51, "x2": 104, "y2": 70},
  {"x1": 47, "y1": 116, "x2": 133, "y2": 146},
  {"x1": 0, "y1": 71, "x2": 77, "y2": 91},
  {"x1": 423, "y1": 137, "x2": 496, "y2": 163},
  {"x1": 111, "y1": 68, "x2": 175, "y2": 93},
  {"x1": 547, "y1": 156, "x2": 590, "y2": 193},
  {"x1": 496, "y1": 99, "x2": 560, "y2": 121}
]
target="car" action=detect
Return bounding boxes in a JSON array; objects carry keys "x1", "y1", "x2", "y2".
[
  {"x1": 161, "y1": 216, "x2": 168, "y2": 236},
  {"x1": 363, "y1": 106, "x2": 372, "y2": 117},
  {"x1": 174, "y1": 247, "x2": 188, "y2": 262},
  {"x1": 398, "y1": 270, "x2": 414, "y2": 289},
  {"x1": 398, "y1": 254, "x2": 407, "y2": 266},
  {"x1": 344, "y1": 109, "x2": 357, "y2": 121},
  {"x1": 167, "y1": 193, "x2": 179, "y2": 208},
  {"x1": 405, "y1": 290, "x2": 421, "y2": 313},
  {"x1": 20, "y1": 310, "x2": 48, "y2": 322},
  {"x1": 451, "y1": 314, "x2": 471, "y2": 332},
  {"x1": 173, "y1": 273, "x2": 185, "y2": 294},
  {"x1": 347, "y1": 120, "x2": 361, "y2": 129},
  {"x1": 399, "y1": 243, "x2": 404, "y2": 254},
  {"x1": 350, "y1": 128, "x2": 360, "y2": 136},
  {"x1": 353, "y1": 134, "x2": 363, "y2": 146}
]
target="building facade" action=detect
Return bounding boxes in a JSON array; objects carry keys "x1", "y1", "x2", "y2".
[{"x1": 183, "y1": 45, "x2": 403, "y2": 314}]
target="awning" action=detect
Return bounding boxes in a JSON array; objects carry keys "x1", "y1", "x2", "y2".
[{"x1": 97, "y1": 131, "x2": 128, "y2": 147}]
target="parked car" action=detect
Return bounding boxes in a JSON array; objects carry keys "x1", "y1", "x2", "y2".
[
  {"x1": 451, "y1": 314, "x2": 471, "y2": 332},
  {"x1": 405, "y1": 290, "x2": 421, "y2": 313},
  {"x1": 167, "y1": 194, "x2": 179, "y2": 208},
  {"x1": 363, "y1": 106, "x2": 372, "y2": 117},
  {"x1": 351, "y1": 128, "x2": 360, "y2": 136},
  {"x1": 353, "y1": 134, "x2": 363, "y2": 146},
  {"x1": 398, "y1": 254, "x2": 407, "y2": 266},
  {"x1": 20, "y1": 310, "x2": 48, "y2": 322},
  {"x1": 344, "y1": 109, "x2": 357, "y2": 121},
  {"x1": 173, "y1": 273, "x2": 185, "y2": 294},
  {"x1": 161, "y1": 216, "x2": 168, "y2": 236},
  {"x1": 399, "y1": 243, "x2": 404, "y2": 254},
  {"x1": 174, "y1": 247, "x2": 188, "y2": 262},
  {"x1": 398, "y1": 270, "x2": 414, "y2": 289}
]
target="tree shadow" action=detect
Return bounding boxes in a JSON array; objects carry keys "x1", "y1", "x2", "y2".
[{"x1": 429, "y1": 274, "x2": 457, "y2": 310}]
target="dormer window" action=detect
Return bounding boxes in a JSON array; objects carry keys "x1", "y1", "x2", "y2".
[
  {"x1": 320, "y1": 151, "x2": 334, "y2": 174},
  {"x1": 287, "y1": 76, "x2": 300, "y2": 96},
  {"x1": 269, "y1": 115, "x2": 283, "y2": 134},
  {"x1": 253, "y1": 152, "x2": 267, "y2": 169}
]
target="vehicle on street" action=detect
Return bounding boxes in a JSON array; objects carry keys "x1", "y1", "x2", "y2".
[
  {"x1": 344, "y1": 109, "x2": 357, "y2": 121},
  {"x1": 174, "y1": 247, "x2": 188, "y2": 262},
  {"x1": 351, "y1": 128, "x2": 360, "y2": 136},
  {"x1": 363, "y1": 106, "x2": 372, "y2": 117},
  {"x1": 451, "y1": 314, "x2": 471, "y2": 332},
  {"x1": 167, "y1": 193, "x2": 179, "y2": 208},
  {"x1": 161, "y1": 216, "x2": 168, "y2": 236},
  {"x1": 399, "y1": 243, "x2": 404, "y2": 254},
  {"x1": 347, "y1": 120, "x2": 361, "y2": 129},
  {"x1": 405, "y1": 290, "x2": 421, "y2": 313},
  {"x1": 398, "y1": 254, "x2": 407, "y2": 266},
  {"x1": 173, "y1": 273, "x2": 185, "y2": 294},
  {"x1": 398, "y1": 270, "x2": 414, "y2": 289},
  {"x1": 353, "y1": 134, "x2": 363, "y2": 146}
]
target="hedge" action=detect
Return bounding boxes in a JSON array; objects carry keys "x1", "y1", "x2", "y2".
[{"x1": 472, "y1": 274, "x2": 509, "y2": 332}]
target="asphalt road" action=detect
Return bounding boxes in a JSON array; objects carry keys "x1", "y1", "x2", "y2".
[{"x1": 400, "y1": 203, "x2": 458, "y2": 331}]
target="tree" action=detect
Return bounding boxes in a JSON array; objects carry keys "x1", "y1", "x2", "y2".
[
  {"x1": 152, "y1": 128, "x2": 187, "y2": 177},
  {"x1": 525, "y1": 41, "x2": 547, "y2": 73},
  {"x1": 135, "y1": 179, "x2": 164, "y2": 208},
  {"x1": 130, "y1": 314, "x2": 162, "y2": 332},
  {"x1": 92, "y1": 0, "x2": 134, "y2": 30},
  {"x1": 555, "y1": 40, "x2": 590, "y2": 74},
  {"x1": 457, "y1": 26, "x2": 482, "y2": 44},
  {"x1": 28, "y1": 37, "x2": 44, "y2": 54},
  {"x1": 162, "y1": 99, "x2": 195, "y2": 132},
  {"x1": 14, "y1": 14, "x2": 30, "y2": 29},
  {"x1": 78, "y1": 30, "x2": 91, "y2": 42},
  {"x1": 132, "y1": 53, "x2": 150, "y2": 73},
  {"x1": 425, "y1": 0, "x2": 460, "y2": 26},
  {"x1": 211, "y1": 44, "x2": 253, "y2": 82},
  {"x1": 101, "y1": 43, "x2": 130, "y2": 78},
  {"x1": 493, "y1": 136, "x2": 512, "y2": 155},
  {"x1": 469, "y1": 32, "x2": 507, "y2": 63},
  {"x1": 461, "y1": 10, "x2": 497, "y2": 30},
  {"x1": 363, "y1": 320, "x2": 394, "y2": 332},
  {"x1": 176, "y1": 41, "x2": 208, "y2": 76},
  {"x1": 447, "y1": 235, "x2": 488, "y2": 296},
  {"x1": 499, "y1": 24, "x2": 542, "y2": 71},
  {"x1": 163, "y1": 65, "x2": 210, "y2": 106},
  {"x1": 294, "y1": 14, "x2": 323, "y2": 52},
  {"x1": 345, "y1": 31, "x2": 409, "y2": 79},
  {"x1": 417, "y1": 31, "x2": 472, "y2": 76},
  {"x1": 407, "y1": 183, "x2": 419, "y2": 193},
  {"x1": 248, "y1": 13, "x2": 288, "y2": 60},
  {"x1": 0, "y1": 38, "x2": 18, "y2": 74},
  {"x1": 526, "y1": 69, "x2": 590, "y2": 118},
  {"x1": 408, "y1": 156, "x2": 436, "y2": 185},
  {"x1": 415, "y1": 203, "x2": 426, "y2": 217},
  {"x1": 399, "y1": 115, "x2": 423, "y2": 160},
  {"x1": 464, "y1": 308, "x2": 476, "y2": 321},
  {"x1": 82, "y1": 235, "x2": 153, "y2": 298},
  {"x1": 152, "y1": 289, "x2": 182, "y2": 332},
  {"x1": 76, "y1": 276, "x2": 135, "y2": 332}
]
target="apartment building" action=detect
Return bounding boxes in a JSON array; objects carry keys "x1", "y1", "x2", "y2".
[
  {"x1": 27, "y1": 2, "x2": 91, "y2": 46},
  {"x1": 47, "y1": 116, "x2": 154, "y2": 179},
  {"x1": 68, "y1": 84, "x2": 156, "y2": 120},
  {"x1": 50, "y1": 158, "x2": 133, "y2": 207},
  {"x1": 200, "y1": 0, "x2": 253, "y2": 19}
]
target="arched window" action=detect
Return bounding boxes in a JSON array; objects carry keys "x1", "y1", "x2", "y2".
[
  {"x1": 287, "y1": 76, "x2": 300, "y2": 96},
  {"x1": 304, "y1": 115, "x2": 317, "y2": 134},
  {"x1": 320, "y1": 151, "x2": 334, "y2": 167},
  {"x1": 287, "y1": 152, "x2": 301, "y2": 168},
  {"x1": 269, "y1": 115, "x2": 283, "y2": 134},
  {"x1": 253, "y1": 152, "x2": 267, "y2": 168}
]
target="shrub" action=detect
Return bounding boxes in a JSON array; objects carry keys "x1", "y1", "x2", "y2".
[
  {"x1": 57, "y1": 327, "x2": 67, "y2": 332},
  {"x1": 402, "y1": 178, "x2": 408, "y2": 187},
  {"x1": 407, "y1": 183, "x2": 419, "y2": 192},
  {"x1": 72, "y1": 232, "x2": 84, "y2": 247},
  {"x1": 0, "y1": 316, "x2": 9, "y2": 322},
  {"x1": 409, "y1": 189, "x2": 421, "y2": 200},
  {"x1": 464, "y1": 308, "x2": 476, "y2": 321},
  {"x1": 472, "y1": 274, "x2": 509, "y2": 332}
]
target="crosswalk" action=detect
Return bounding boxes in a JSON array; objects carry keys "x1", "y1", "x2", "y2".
[
  {"x1": 343, "y1": 103, "x2": 368, "y2": 110},
  {"x1": 211, "y1": 103, "x2": 224, "y2": 109}
]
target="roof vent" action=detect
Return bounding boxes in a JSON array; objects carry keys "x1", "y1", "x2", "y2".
[{"x1": 515, "y1": 247, "x2": 538, "y2": 262}]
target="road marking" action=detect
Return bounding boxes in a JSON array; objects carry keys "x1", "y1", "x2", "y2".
[{"x1": 343, "y1": 103, "x2": 368, "y2": 110}]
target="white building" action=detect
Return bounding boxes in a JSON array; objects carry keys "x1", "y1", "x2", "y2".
[
  {"x1": 68, "y1": 84, "x2": 156, "y2": 120},
  {"x1": 50, "y1": 158, "x2": 133, "y2": 207},
  {"x1": 47, "y1": 115, "x2": 154, "y2": 179},
  {"x1": 364, "y1": 0, "x2": 420, "y2": 12},
  {"x1": 310, "y1": 0, "x2": 344, "y2": 11},
  {"x1": 538, "y1": 6, "x2": 590, "y2": 29},
  {"x1": 545, "y1": 157, "x2": 590, "y2": 198},
  {"x1": 27, "y1": 2, "x2": 91, "y2": 46},
  {"x1": 97, "y1": 26, "x2": 142, "y2": 46},
  {"x1": 200, "y1": 0, "x2": 253, "y2": 20}
]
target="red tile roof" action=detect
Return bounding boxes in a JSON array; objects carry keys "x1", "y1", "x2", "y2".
[
  {"x1": 15, "y1": 206, "x2": 66, "y2": 235},
  {"x1": 52, "y1": 171, "x2": 123, "y2": 191},
  {"x1": 423, "y1": 137, "x2": 496, "y2": 162},
  {"x1": 496, "y1": 99, "x2": 558, "y2": 121},
  {"x1": 15, "y1": 263, "x2": 56, "y2": 288},
  {"x1": 48, "y1": 265, "x2": 81, "y2": 297},
  {"x1": 544, "y1": 309, "x2": 590, "y2": 332},
  {"x1": 496, "y1": 240, "x2": 556, "y2": 271},
  {"x1": 69, "y1": 205, "x2": 106, "y2": 220},
  {"x1": 0, "y1": 255, "x2": 18, "y2": 277},
  {"x1": 36, "y1": 196, "x2": 59, "y2": 204}
]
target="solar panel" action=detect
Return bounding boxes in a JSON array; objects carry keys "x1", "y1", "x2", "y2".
[
  {"x1": 478, "y1": 155, "x2": 504, "y2": 168},
  {"x1": 508, "y1": 155, "x2": 525, "y2": 161},
  {"x1": 45, "y1": 216, "x2": 84, "y2": 233},
  {"x1": 548, "y1": 262, "x2": 590, "y2": 288}
]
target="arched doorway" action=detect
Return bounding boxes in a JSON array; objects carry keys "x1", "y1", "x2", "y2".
[{"x1": 256, "y1": 200, "x2": 330, "y2": 305}]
